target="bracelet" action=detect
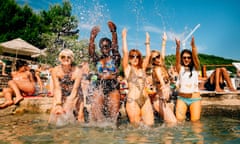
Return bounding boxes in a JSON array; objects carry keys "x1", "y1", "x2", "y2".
[{"x1": 145, "y1": 42, "x2": 150, "y2": 45}]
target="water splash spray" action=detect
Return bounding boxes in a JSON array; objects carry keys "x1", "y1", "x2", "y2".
[
  {"x1": 182, "y1": 24, "x2": 200, "y2": 49},
  {"x1": 72, "y1": 0, "x2": 111, "y2": 40}
]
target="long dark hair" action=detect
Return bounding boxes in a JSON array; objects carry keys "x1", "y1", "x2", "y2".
[
  {"x1": 181, "y1": 49, "x2": 194, "y2": 77},
  {"x1": 16, "y1": 60, "x2": 28, "y2": 71}
]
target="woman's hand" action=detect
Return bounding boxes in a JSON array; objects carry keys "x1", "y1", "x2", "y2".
[
  {"x1": 175, "y1": 38, "x2": 180, "y2": 48},
  {"x1": 162, "y1": 32, "x2": 167, "y2": 42},
  {"x1": 81, "y1": 62, "x2": 89, "y2": 75},
  {"x1": 191, "y1": 36, "x2": 195, "y2": 47},
  {"x1": 91, "y1": 26, "x2": 100, "y2": 38},
  {"x1": 145, "y1": 32, "x2": 150, "y2": 44},
  {"x1": 161, "y1": 84, "x2": 170, "y2": 100},
  {"x1": 122, "y1": 28, "x2": 127, "y2": 38},
  {"x1": 54, "y1": 105, "x2": 65, "y2": 115}
]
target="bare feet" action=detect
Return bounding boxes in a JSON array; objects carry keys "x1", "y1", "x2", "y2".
[
  {"x1": 215, "y1": 88, "x2": 224, "y2": 92},
  {"x1": 0, "y1": 100, "x2": 14, "y2": 109},
  {"x1": 2, "y1": 73, "x2": 8, "y2": 76},
  {"x1": 229, "y1": 87, "x2": 237, "y2": 92},
  {"x1": 108, "y1": 21, "x2": 116, "y2": 32},
  {"x1": 14, "y1": 96, "x2": 24, "y2": 105}
]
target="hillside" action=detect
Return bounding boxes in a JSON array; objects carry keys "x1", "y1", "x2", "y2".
[{"x1": 165, "y1": 53, "x2": 240, "y2": 74}]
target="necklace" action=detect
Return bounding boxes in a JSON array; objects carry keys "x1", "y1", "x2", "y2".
[{"x1": 61, "y1": 65, "x2": 72, "y2": 74}]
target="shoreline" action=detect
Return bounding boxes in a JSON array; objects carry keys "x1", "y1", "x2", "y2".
[{"x1": 1, "y1": 91, "x2": 240, "y2": 118}]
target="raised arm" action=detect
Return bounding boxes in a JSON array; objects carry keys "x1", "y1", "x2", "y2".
[
  {"x1": 161, "y1": 32, "x2": 167, "y2": 61},
  {"x1": 89, "y1": 26, "x2": 100, "y2": 64},
  {"x1": 122, "y1": 28, "x2": 129, "y2": 71},
  {"x1": 108, "y1": 21, "x2": 121, "y2": 67},
  {"x1": 191, "y1": 36, "x2": 200, "y2": 71},
  {"x1": 175, "y1": 38, "x2": 181, "y2": 73},
  {"x1": 142, "y1": 32, "x2": 151, "y2": 71}
]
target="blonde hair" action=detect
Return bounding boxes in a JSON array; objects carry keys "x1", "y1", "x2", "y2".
[
  {"x1": 58, "y1": 49, "x2": 74, "y2": 61},
  {"x1": 150, "y1": 50, "x2": 164, "y2": 66}
]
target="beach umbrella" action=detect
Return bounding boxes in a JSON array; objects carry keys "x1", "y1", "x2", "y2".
[{"x1": 0, "y1": 38, "x2": 45, "y2": 57}]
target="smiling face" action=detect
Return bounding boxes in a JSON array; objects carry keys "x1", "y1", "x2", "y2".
[
  {"x1": 100, "y1": 38, "x2": 111, "y2": 57},
  {"x1": 151, "y1": 51, "x2": 162, "y2": 66},
  {"x1": 129, "y1": 49, "x2": 142, "y2": 68},
  {"x1": 181, "y1": 52, "x2": 192, "y2": 67},
  {"x1": 59, "y1": 49, "x2": 74, "y2": 66}
]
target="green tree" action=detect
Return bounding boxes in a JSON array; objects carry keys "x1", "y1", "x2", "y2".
[
  {"x1": 40, "y1": 1, "x2": 87, "y2": 66},
  {"x1": 0, "y1": 0, "x2": 45, "y2": 48}
]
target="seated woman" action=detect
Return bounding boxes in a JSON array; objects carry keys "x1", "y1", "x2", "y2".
[
  {"x1": 48, "y1": 49, "x2": 89, "y2": 125},
  {"x1": 122, "y1": 28, "x2": 154, "y2": 126},
  {"x1": 203, "y1": 67, "x2": 236, "y2": 92},
  {"x1": 0, "y1": 60, "x2": 35, "y2": 109}
]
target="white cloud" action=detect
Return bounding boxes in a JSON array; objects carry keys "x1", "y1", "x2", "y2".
[{"x1": 143, "y1": 25, "x2": 162, "y2": 34}]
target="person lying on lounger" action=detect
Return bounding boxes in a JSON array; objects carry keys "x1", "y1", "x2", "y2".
[{"x1": 0, "y1": 60, "x2": 35, "y2": 109}]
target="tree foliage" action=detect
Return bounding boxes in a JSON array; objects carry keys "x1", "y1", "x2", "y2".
[
  {"x1": 0, "y1": 0, "x2": 45, "y2": 48},
  {"x1": 0, "y1": 0, "x2": 88, "y2": 66},
  {"x1": 39, "y1": 1, "x2": 87, "y2": 66}
]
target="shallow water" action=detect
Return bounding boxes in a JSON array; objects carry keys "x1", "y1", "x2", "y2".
[{"x1": 0, "y1": 114, "x2": 240, "y2": 144}]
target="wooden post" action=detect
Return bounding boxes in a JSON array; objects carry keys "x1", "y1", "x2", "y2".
[{"x1": 202, "y1": 65, "x2": 207, "y2": 78}]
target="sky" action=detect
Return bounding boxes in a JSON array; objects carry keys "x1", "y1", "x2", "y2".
[{"x1": 16, "y1": 0, "x2": 240, "y2": 60}]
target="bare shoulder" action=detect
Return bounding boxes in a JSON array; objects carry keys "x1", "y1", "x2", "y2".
[{"x1": 51, "y1": 65, "x2": 62, "y2": 77}]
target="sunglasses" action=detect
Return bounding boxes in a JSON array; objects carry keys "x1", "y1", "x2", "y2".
[
  {"x1": 61, "y1": 55, "x2": 71, "y2": 60},
  {"x1": 101, "y1": 44, "x2": 110, "y2": 49},
  {"x1": 152, "y1": 54, "x2": 161, "y2": 61},
  {"x1": 129, "y1": 55, "x2": 140, "y2": 59},
  {"x1": 183, "y1": 56, "x2": 192, "y2": 60}
]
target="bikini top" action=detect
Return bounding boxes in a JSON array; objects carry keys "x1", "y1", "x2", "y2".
[
  {"x1": 96, "y1": 58, "x2": 116, "y2": 74},
  {"x1": 127, "y1": 66, "x2": 146, "y2": 90},
  {"x1": 59, "y1": 72, "x2": 75, "y2": 96}
]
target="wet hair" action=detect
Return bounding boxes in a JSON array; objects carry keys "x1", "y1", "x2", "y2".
[
  {"x1": 129, "y1": 49, "x2": 143, "y2": 69},
  {"x1": 181, "y1": 49, "x2": 194, "y2": 77},
  {"x1": 99, "y1": 37, "x2": 111, "y2": 49},
  {"x1": 16, "y1": 60, "x2": 28, "y2": 71}
]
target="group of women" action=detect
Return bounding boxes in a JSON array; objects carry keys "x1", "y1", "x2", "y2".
[{"x1": 48, "y1": 21, "x2": 202, "y2": 126}]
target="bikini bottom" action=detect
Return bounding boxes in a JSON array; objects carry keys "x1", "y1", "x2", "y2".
[
  {"x1": 177, "y1": 96, "x2": 201, "y2": 106},
  {"x1": 127, "y1": 95, "x2": 148, "y2": 108}
]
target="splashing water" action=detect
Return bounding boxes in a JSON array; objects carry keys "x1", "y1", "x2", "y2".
[
  {"x1": 182, "y1": 24, "x2": 201, "y2": 49},
  {"x1": 72, "y1": 0, "x2": 111, "y2": 40}
]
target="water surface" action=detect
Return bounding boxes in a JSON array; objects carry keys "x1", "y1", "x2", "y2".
[{"x1": 0, "y1": 114, "x2": 239, "y2": 144}]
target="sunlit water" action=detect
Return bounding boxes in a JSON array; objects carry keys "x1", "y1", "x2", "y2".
[{"x1": 0, "y1": 114, "x2": 239, "y2": 144}]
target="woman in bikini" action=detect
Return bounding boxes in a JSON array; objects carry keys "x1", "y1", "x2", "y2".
[
  {"x1": 88, "y1": 21, "x2": 121, "y2": 123},
  {"x1": 122, "y1": 28, "x2": 154, "y2": 126},
  {"x1": 175, "y1": 37, "x2": 201, "y2": 122},
  {"x1": 0, "y1": 60, "x2": 35, "y2": 109},
  {"x1": 48, "y1": 49, "x2": 89, "y2": 125},
  {"x1": 150, "y1": 32, "x2": 177, "y2": 124}
]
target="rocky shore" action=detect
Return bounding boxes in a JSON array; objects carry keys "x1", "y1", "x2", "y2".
[{"x1": 0, "y1": 91, "x2": 240, "y2": 118}]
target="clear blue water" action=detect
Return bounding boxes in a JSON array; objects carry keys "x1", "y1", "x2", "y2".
[{"x1": 0, "y1": 114, "x2": 239, "y2": 144}]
